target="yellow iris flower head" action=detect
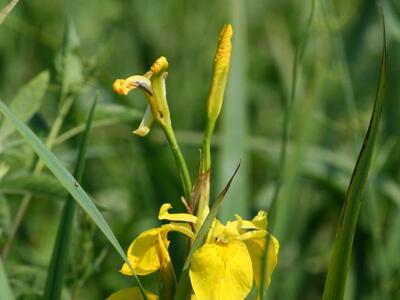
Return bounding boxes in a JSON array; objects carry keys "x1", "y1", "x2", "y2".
[
  {"x1": 120, "y1": 203, "x2": 196, "y2": 276},
  {"x1": 112, "y1": 57, "x2": 171, "y2": 136},
  {"x1": 189, "y1": 211, "x2": 279, "y2": 300}
]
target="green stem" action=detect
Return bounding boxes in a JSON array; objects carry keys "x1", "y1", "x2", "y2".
[
  {"x1": 201, "y1": 120, "x2": 215, "y2": 173},
  {"x1": 163, "y1": 125, "x2": 192, "y2": 201}
]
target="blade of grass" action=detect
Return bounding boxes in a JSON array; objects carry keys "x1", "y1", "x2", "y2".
[
  {"x1": 174, "y1": 163, "x2": 240, "y2": 300},
  {"x1": 0, "y1": 0, "x2": 20, "y2": 25},
  {"x1": 322, "y1": 15, "x2": 386, "y2": 300},
  {"x1": 0, "y1": 99, "x2": 147, "y2": 299},
  {"x1": 43, "y1": 96, "x2": 97, "y2": 300},
  {"x1": 0, "y1": 258, "x2": 14, "y2": 300}
]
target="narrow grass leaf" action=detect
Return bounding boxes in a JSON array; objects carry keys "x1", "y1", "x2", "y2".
[
  {"x1": 174, "y1": 163, "x2": 240, "y2": 300},
  {"x1": 322, "y1": 17, "x2": 386, "y2": 300},
  {"x1": 0, "y1": 71, "x2": 49, "y2": 140},
  {"x1": 0, "y1": 259, "x2": 14, "y2": 300},
  {"x1": 43, "y1": 97, "x2": 96, "y2": 300},
  {"x1": 0, "y1": 0, "x2": 20, "y2": 25},
  {"x1": 0, "y1": 99, "x2": 147, "y2": 298}
]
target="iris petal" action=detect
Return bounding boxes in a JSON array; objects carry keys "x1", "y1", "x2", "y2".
[
  {"x1": 120, "y1": 228, "x2": 166, "y2": 276},
  {"x1": 158, "y1": 203, "x2": 197, "y2": 223},
  {"x1": 133, "y1": 105, "x2": 154, "y2": 137},
  {"x1": 189, "y1": 240, "x2": 253, "y2": 300},
  {"x1": 244, "y1": 234, "x2": 279, "y2": 289}
]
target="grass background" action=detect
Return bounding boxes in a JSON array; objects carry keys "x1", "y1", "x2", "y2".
[{"x1": 0, "y1": 0, "x2": 400, "y2": 299}]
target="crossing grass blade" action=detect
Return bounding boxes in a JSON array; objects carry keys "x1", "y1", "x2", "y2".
[
  {"x1": 0, "y1": 99, "x2": 148, "y2": 299},
  {"x1": 322, "y1": 15, "x2": 386, "y2": 300},
  {"x1": 43, "y1": 96, "x2": 97, "y2": 300}
]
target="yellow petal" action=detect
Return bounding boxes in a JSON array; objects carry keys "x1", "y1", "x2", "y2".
[
  {"x1": 133, "y1": 105, "x2": 154, "y2": 137},
  {"x1": 120, "y1": 228, "x2": 167, "y2": 276},
  {"x1": 106, "y1": 287, "x2": 159, "y2": 300},
  {"x1": 189, "y1": 240, "x2": 253, "y2": 300},
  {"x1": 150, "y1": 56, "x2": 168, "y2": 74},
  {"x1": 251, "y1": 210, "x2": 268, "y2": 230},
  {"x1": 113, "y1": 75, "x2": 152, "y2": 95},
  {"x1": 161, "y1": 222, "x2": 195, "y2": 240},
  {"x1": 158, "y1": 203, "x2": 197, "y2": 223},
  {"x1": 245, "y1": 234, "x2": 279, "y2": 289}
]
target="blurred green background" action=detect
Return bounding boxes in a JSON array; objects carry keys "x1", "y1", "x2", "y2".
[{"x1": 0, "y1": 0, "x2": 400, "y2": 299}]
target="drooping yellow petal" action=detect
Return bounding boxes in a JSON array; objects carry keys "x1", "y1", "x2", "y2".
[
  {"x1": 106, "y1": 287, "x2": 159, "y2": 300},
  {"x1": 158, "y1": 203, "x2": 197, "y2": 223},
  {"x1": 133, "y1": 105, "x2": 154, "y2": 137},
  {"x1": 120, "y1": 228, "x2": 168, "y2": 276},
  {"x1": 244, "y1": 234, "x2": 279, "y2": 289},
  {"x1": 189, "y1": 240, "x2": 253, "y2": 300}
]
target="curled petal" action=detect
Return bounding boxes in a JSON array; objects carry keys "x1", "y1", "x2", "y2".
[
  {"x1": 120, "y1": 228, "x2": 168, "y2": 276},
  {"x1": 106, "y1": 287, "x2": 159, "y2": 300},
  {"x1": 244, "y1": 234, "x2": 279, "y2": 289},
  {"x1": 133, "y1": 105, "x2": 154, "y2": 137},
  {"x1": 162, "y1": 222, "x2": 195, "y2": 239},
  {"x1": 189, "y1": 240, "x2": 253, "y2": 300},
  {"x1": 158, "y1": 203, "x2": 197, "y2": 223},
  {"x1": 113, "y1": 75, "x2": 152, "y2": 95}
]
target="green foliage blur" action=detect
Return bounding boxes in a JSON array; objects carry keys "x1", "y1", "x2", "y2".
[{"x1": 0, "y1": 0, "x2": 400, "y2": 299}]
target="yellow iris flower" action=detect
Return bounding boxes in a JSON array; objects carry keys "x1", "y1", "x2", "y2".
[
  {"x1": 113, "y1": 57, "x2": 170, "y2": 136},
  {"x1": 112, "y1": 204, "x2": 279, "y2": 300}
]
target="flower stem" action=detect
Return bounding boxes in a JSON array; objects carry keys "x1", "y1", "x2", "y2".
[
  {"x1": 201, "y1": 120, "x2": 215, "y2": 173},
  {"x1": 163, "y1": 125, "x2": 192, "y2": 202}
]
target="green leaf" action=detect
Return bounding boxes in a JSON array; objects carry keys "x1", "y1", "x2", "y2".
[
  {"x1": 174, "y1": 163, "x2": 240, "y2": 300},
  {"x1": 0, "y1": 259, "x2": 14, "y2": 300},
  {"x1": 0, "y1": 71, "x2": 49, "y2": 140},
  {"x1": 322, "y1": 17, "x2": 386, "y2": 300},
  {"x1": 0, "y1": 99, "x2": 147, "y2": 298},
  {"x1": 43, "y1": 96, "x2": 96, "y2": 300}
]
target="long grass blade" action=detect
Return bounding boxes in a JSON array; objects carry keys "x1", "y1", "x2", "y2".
[
  {"x1": 0, "y1": 99, "x2": 147, "y2": 298},
  {"x1": 322, "y1": 15, "x2": 386, "y2": 300},
  {"x1": 43, "y1": 96, "x2": 97, "y2": 300}
]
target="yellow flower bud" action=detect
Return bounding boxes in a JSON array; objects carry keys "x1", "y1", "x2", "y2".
[{"x1": 207, "y1": 24, "x2": 233, "y2": 121}]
